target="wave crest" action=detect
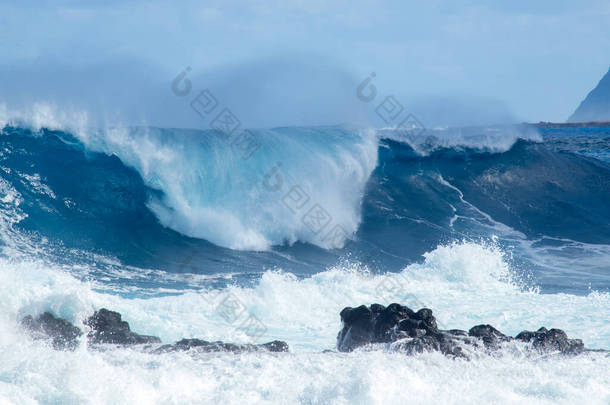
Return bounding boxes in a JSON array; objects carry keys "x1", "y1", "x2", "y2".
[
  {"x1": 74, "y1": 125, "x2": 379, "y2": 250},
  {"x1": 377, "y1": 124, "x2": 542, "y2": 155}
]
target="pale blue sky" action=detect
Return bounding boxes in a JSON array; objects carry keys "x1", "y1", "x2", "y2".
[{"x1": 1, "y1": 0, "x2": 609, "y2": 127}]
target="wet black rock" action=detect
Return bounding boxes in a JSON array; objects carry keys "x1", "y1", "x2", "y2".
[
  {"x1": 468, "y1": 324, "x2": 511, "y2": 350},
  {"x1": 85, "y1": 309, "x2": 161, "y2": 345},
  {"x1": 337, "y1": 303, "x2": 590, "y2": 357},
  {"x1": 21, "y1": 312, "x2": 83, "y2": 350},
  {"x1": 21, "y1": 308, "x2": 289, "y2": 354},
  {"x1": 337, "y1": 303, "x2": 443, "y2": 352},
  {"x1": 154, "y1": 339, "x2": 289, "y2": 354},
  {"x1": 515, "y1": 327, "x2": 585, "y2": 355},
  {"x1": 393, "y1": 331, "x2": 470, "y2": 358}
]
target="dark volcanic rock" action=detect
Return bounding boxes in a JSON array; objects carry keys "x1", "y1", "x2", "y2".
[
  {"x1": 337, "y1": 303, "x2": 441, "y2": 352},
  {"x1": 336, "y1": 305, "x2": 375, "y2": 351},
  {"x1": 516, "y1": 327, "x2": 585, "y2": 355},
  {"x1": 393, "y1": 331, "x2": 470, "y2": 358},
  {"x1": 85, "y1": 308, "x2": 161, "y2": 345},
  {"x1": 337, "y1": 303, "x2": 591, "y2": 357},
  {"x1": 22, "y1": 308, "x2": 290, "y2": 354},
  {"x1": 154, "y1": 339, "x2": 289, "y2": 354},
  {"x1": 259, "y1": 340, "x2": 290, "y2": 352},
  {"x1": 468, "y1": 324, "x2": 512, "y2": 350},
  {"x1": 21, "y1": 312, "x2": 82, "y2": 350}
]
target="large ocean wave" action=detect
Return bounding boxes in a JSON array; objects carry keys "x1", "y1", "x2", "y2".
[
  {"x1": 1, "y1": 119, "x2": 610, "y2": 291},
  {"x1": 1, "y1": 116, "x2": 610, "y2": 404}
]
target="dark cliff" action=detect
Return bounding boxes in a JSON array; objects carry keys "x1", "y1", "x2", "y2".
[{"x1": 569, "y1": 67, "x2": 610, "y2": 122}]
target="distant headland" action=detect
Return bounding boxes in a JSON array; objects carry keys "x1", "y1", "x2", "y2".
[
  {"x1": 522, "y1": 67, "x2": 610, "y2": 128},
  {"x1": 528, "y1": 121, "x2": 610, "y2": 128},
  {"x1": 569, "y1": 67, "x2": 610, "y2": 122}
]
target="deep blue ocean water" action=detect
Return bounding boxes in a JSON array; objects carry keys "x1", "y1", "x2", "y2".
[
  {"x1": 1, "y1": 123, "x2": 609, "y2": 403},
  {"x1": 1, "y1": 124, "x2": 608, "y2": 294}
]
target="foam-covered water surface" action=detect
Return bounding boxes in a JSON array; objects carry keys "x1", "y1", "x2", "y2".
[
  {"x1": 1, "y1": 242, "x2": 609, "y2": 404},
  {"x1": 0, "y1": 120, "x2": 609, "y2": 404},
  {"x1": 1, "y1": 343, "x2": 609, "y2": 404}
]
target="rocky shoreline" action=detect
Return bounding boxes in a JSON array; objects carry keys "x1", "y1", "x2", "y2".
[
  {"x1": 527, "y1": 120, "x2": 610, "y2": 128},
  {"x1": 336, "y1": 303, "x2": 595, "y2": 357},
  {"x1": 21, "y1": 304, "x2": 607, "y2": 358},
  {"x1": 21, "y1": 308, "x2": 289, "y2": 354}
]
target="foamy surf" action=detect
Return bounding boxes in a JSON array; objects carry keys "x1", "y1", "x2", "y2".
[
  {"x1": 1, "y1": 242, "x2": 609, "y2": 404},
  {"x1": 0, "y1": 121, "x2": 609, "y2": 404}
]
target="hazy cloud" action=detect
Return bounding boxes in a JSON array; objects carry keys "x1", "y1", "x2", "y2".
[{"x1": 1, "y1": 0, "x2": 609, "y2": 126}]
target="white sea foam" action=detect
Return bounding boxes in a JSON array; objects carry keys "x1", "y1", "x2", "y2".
[
  {"x1": 0, "y1": 103, "x2": 545, "y2": 253},
  {"x1": 70, "y1": 125, "x2": 379, "y2": 250},
  {"x1": 1, "y1": 103, "x2": 609, "y2": 404},
  {"x1": 1, "y1": 103, "x2": 380, "y2": 250},
  {"x1": 0, "y1": 102, "x2": 90, "y2": 139},
  {"x1": 1, "y1": 242, "x2": 609, "y2": 404},
  {"x1": 378, "y1": 124, "x2": 542, "y2": 155}
]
